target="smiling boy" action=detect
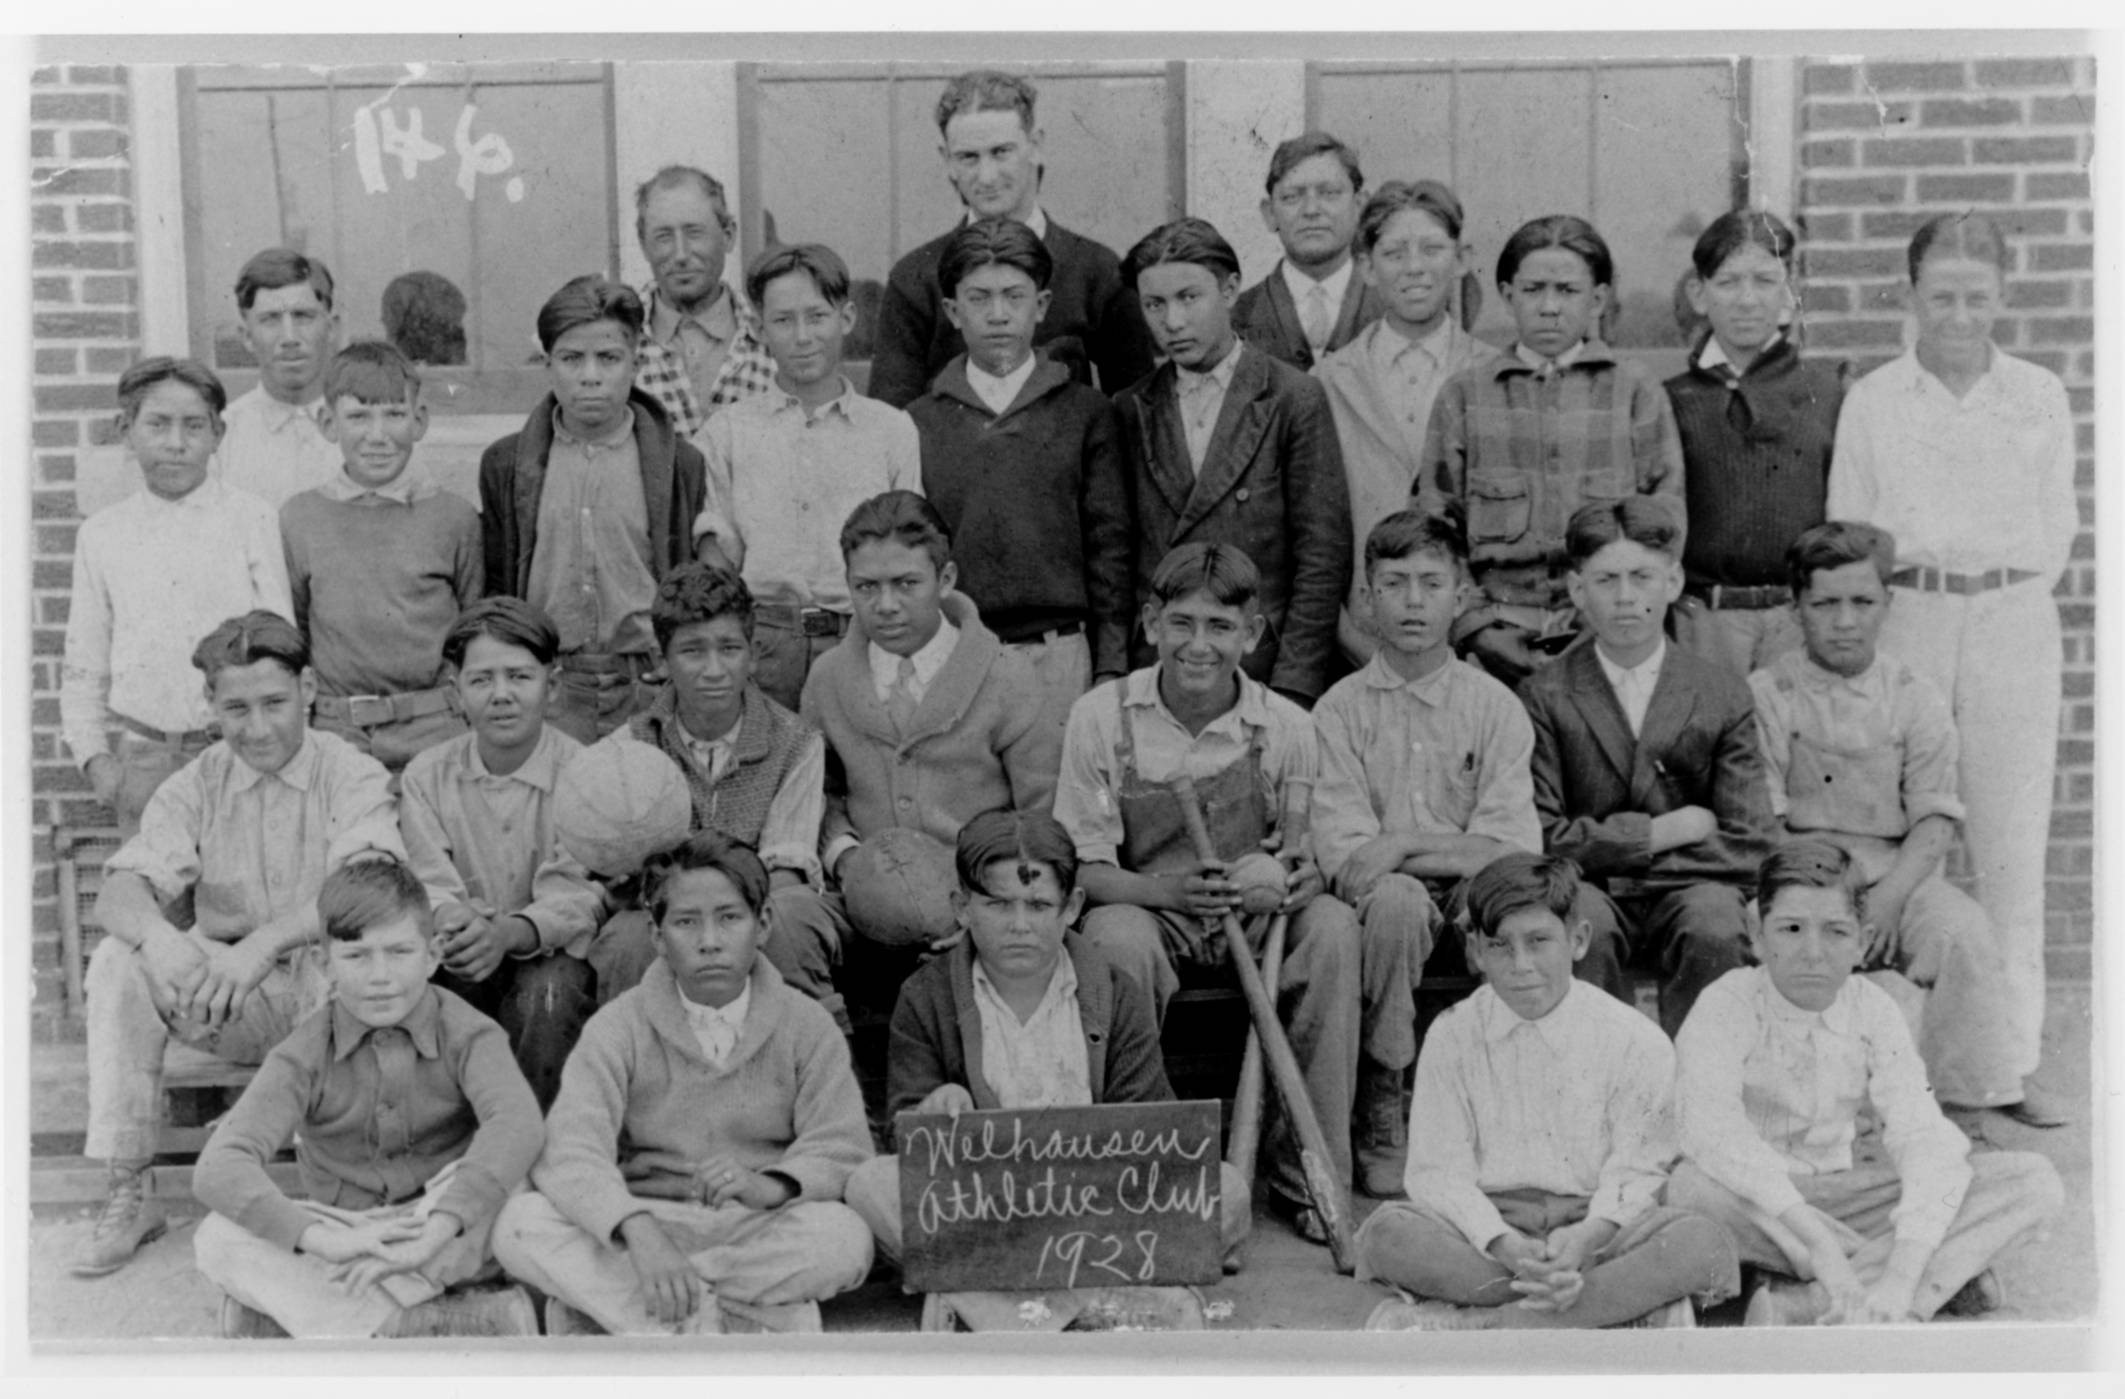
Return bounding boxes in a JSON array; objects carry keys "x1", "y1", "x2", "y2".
[
  {"x1": 283, "y1": 341, "x2": 479, "y2": 771},
  {"x1": 63, "y1": 358, "x2": 293, "y2": 835},
  {"x1": 192, "y1": 856, "x2": 544, "y2": 1338},
  {"x1": 77, "y1": 611, "x2": 403, "y2": 1278},
  {"x1": 1357, "y1": 853, "x2": 1735, "y2": 1331},
  {"x1": 1232, "y1": 132, "x2": 1384, "y2": 372},
  {"x1": 214, "y1": 248, "x2": 345, "y2": 507},
  {"x1": 480, "y1": 275, "x2": 706, "y2": 743},
  {"x1": 692, "y1": 244, "x2": 922, "y2": 712}
]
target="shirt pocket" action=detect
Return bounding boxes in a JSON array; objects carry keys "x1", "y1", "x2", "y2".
[
  {"x1": 1465, "y1": 470, "x2": 1533, "y2": 544},
  {"x1": 1434, "y1": 753, "x2": 1482, "y2": 830}
]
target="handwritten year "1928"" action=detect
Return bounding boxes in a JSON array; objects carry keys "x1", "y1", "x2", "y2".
[{"x1": 1034, "y1": 1230, "x2": 1160, "y2": 1289}]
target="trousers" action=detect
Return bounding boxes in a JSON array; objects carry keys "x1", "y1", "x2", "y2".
[
  {"x1": 491, "y1": 1190, "x2": 873, "y2": 1335},
  {"x1": 1003, "y1": 629, "x2": 1093, "y2": 751},
  {"x1": 1354, "y1": 1192, "x2": 1740, "y2": 1327},
  {"x1": 1576, "y1": 883, "x2": 1750, "y2": 1038},
  {"x1": 85, "y1": 933, "x2": 328, "y2": 1162},
  {"x1": 1858, "y1": 866, "x2": 2022, "y2": 1109},
  {"x1": 433, "y1": 952, "x2": 598, "y2": 1112}
]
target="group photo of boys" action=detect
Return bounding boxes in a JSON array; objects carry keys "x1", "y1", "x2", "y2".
[{"x1": 17, "y1": 31, "x2": 2102, "y2": 1360}]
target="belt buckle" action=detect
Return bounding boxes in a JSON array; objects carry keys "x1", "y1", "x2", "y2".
[
  {"x1": 348, "y1": 695, "x2": 395, "y2": 728},
  {"x1": 803, "y1": 609, "x2": 842, "y2": 638}
]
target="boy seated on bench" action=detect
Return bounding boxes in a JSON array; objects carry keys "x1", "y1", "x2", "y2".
[
  {"x1": 1055, "y1": 541, "x2": 1405, "y2": 1244},
  {"x1": 1356, "y1": 853, "x2": 1737, "y2": 1330},
  {"x1": 77, "y1": 610, "x2": 403, "y2": 1279},
  {"x1": 844, "y1": 808, "x2": 1251, "y2": 1326},
  {"x1": 192, "y1": 857, "x2": 544, "y2": 1338}
]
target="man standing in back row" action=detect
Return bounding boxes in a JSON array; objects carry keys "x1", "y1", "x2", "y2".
[{"x1": 866, "y1": 70, "x2": 1156, "y2": 407}]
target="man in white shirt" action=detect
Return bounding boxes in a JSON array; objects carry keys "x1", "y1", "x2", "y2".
[
  {"x1": 63, "y1": 357, "x2": 293, "y2": 834},
  {"x1": 1232, "y1": 132, "x2": 1384, "y2": 373},
  {"x1": 213, "y1": 248, "x2": 343, "y2": 507}
]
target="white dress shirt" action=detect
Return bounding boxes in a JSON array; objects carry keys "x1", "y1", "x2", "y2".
[
  {"x1": 970, "y1": 956, "x2": 1093, "y2": 1109},
  {"x1": 1280, "y1": 257, "x2": 1355, "y2": 356},
  {"x1": 213, "y1": 385, "x2": 344, "y2": 508},
  {"x1": 868, "y1": 619, "x2": 959, "y2": 706},
  {"x1": 1404, "y1": 980, "x2": 1678, "y2": 1251},
  {"x1": 1175, "y1": 339, "x2": 1244, "y2": 472},
  {"x1": 678, "y1": 982, "x2": 751, "y2": 1069},
  {"x1": 1596, "y1": 639, "x2": 1666, "y2": 738},
  {"x1": 965, "y1": 354, "x2": 1039, "y2": 417}
]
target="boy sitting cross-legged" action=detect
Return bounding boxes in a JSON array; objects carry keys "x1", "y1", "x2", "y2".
[
  {"x1": 844, "y1": 808, "x2": 1251, "y2": 1325},
  {"x1": 398, "y1": 597, "x2": 605, "y2": 1109},
  {"x1": 1749, "y1": 522, "x2": 2058, "y2": 1130},
  {"x1": 192, "y1": 857, "x2": 545, "y2": 1338},
  {"x1": 1357, "y1": 853, "x2": 1738, "y2": 1331},
  {"x1": 1518, "y1": 495, "x2": 1776, "y2": 1036},
  {"x1": 492, "y1": 834, "x2": 875, "y2": 1336},
  {"x1": 1668, "y1": 842, "x2": 2063, "y2": 1325}
]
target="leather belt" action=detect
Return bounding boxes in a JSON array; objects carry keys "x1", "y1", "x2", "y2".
[
  {"x1": 115, "y1": 712, "x2": 216, "y2": 747},
  {"x1": 996, "y1": 619, "x2": 1087, "y2": 646},
  {"x1": 754, "y1": 603, "x2": 850, "y2": 639},
  {"x1": 1688, "y1": 583, "x2": 1792, "y2": 610},
  {"x1": 1889, "y1": 566, "x2": 2039, "y2": 595},
  {"x1": 556, "y1": 651, "x2": 660, "y2": 678},
  {"x1": 312, "y1": 687, "x2": 457, "y2": 729}
]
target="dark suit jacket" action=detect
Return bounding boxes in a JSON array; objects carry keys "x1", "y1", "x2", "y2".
[
  {"x1": 1519, "y1": 642, "x2": 1774, "y2": 890},
  {"x1": 1232, "y1": 261, "x2": 1386, "y2": 373},
  {"x1": 1113, "y1": 342, "x2": 1352, "y2": 700},
  {"x1": 868, "y1": 218, "x2": 1156, "y2": 408}
]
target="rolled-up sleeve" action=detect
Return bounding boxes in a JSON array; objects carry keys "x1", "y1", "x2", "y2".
[
  {"x1": 1896, "y1": 675, "x2": 1966, "y2": 828},
  {"x1": 1053, "y1": 692, "x2": 1126, "y2": 866},
  {"x1": 757, "y1": 729, "x2": 828, "y2": 885}
]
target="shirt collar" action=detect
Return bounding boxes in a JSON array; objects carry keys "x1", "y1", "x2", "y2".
[
  {"x1": 1128, "y1": 662, "x2": 1273, "y2": 735},
  {"x1": 1478, "y1": 978, "x2": 1588, "y2": 1048},
  {"x1": 1757, "y1": 967, "x2": 1862, "y2": 1038},
  {"x1": 869, "y1": 618, "x2": 960, "y2": 693},
  {"x1": 226, "y1": 730, "x2": 321, "y2": 793},
  {"x1": 1360, "y1": 649, "x2": 1458, "y2": 703},
  {"x1": 316, "y1": 466, "x2": 435, "y2": 506},
  {"x1": 1176, "y1": 338, "x2": 1244, "y2": 395},
  {"x1": 1697, "y1": 332, "x2": 1786, "y2": 378},
  {"x1": 678, "y1": 981, "x2": 751, "y2": 1033},
  {"x1": 1374, "y1": 314, "x2": 1452, "y2": 367},
  {"x1": 646, "y1": 281, "x2": 738, "y2": 346},
  {"x1": 464, "y1": 724, "x2": 566, "y2": 792},
  {"x1": 1794, "y1": 651, "x2": 1882, "y2": 698},
  {"x1": 965, "y1": 353, "x2": 1038, "y2": 407},
  {"x1": 550, "y1": 405, "x2": 638, "y2": 451},
  {"x1": 330, "y1": 985, "x2": 444, "y2": 1061},
  {"x1": 772, "y1": 377, "x2": 858, "y2": 420},
  {"x1": 138, "y1": 476, "x2": 230, "y2": 513},
  {"x1": 965, "y1": 206, "x2": 1049, "y2": 242},
  {"x1": 1596, "y1": 638, "x2": 1666, "y2": 693},
  {"x1": 972, "y1": 951, "x2": 1078, "y2": 1025},
  {"x1": 1515, "y1": 339, "x2": 1587, "y2": 375},
  {"x1": 1280, "y1": 257, "x2": 1355, "y2": 315},
  {"x1": 254, "y1": 391, "x2": 330, "y2": 435}
]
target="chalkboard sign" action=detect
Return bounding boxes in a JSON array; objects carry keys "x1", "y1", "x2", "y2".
[{"x1": 896, "y1": 1101, "x2": 1224, "y2": 1293}]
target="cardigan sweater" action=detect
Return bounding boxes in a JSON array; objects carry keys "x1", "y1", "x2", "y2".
[
  {"x1": 626, "y1": 682, "x2": 814, "y2": 848},
  {"x1": 530, "y1": 957, "x2": 871, "y2": 1243},
  {"x1": 477, "y1": 390, "x2": 707, "y2": 608},
  {"x1": 1665, "y1": 336, "x2": 1848, "y2": 591},
  {"x1": 867, "y1": 218, "x2": 1156, "y2": 408},
  {"x1": 884, "y1": 933, "x2": 1172, "y2": 1141},
  {"x1": 801, "y1": 592, "x2": 1060, "y2": 855},
  {"x1": 909, "y1": 353, "x2": 1136, "y2": 676}
]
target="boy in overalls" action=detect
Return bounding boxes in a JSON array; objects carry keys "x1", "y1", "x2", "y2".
[
  {"x1": 1748, "y1": 521, "x2": 2055, "y2": 1129},
  {"x1": 1055, "y1": 542, "x2": 1411, "y2": 1244}
]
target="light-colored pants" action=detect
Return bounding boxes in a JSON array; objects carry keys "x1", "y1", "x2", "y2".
[
  {"x1": 84, "y1": 933, "x2": 328, "y2": 1162},
  {"x1": 1004, "y1": 630, "x2": 1092, "y2": 749},
  {"x1": 491, "y1": 1190, "x2": 873, "y2": 1335},
  {"x1": 1672, "y1": 603, "x2": 1801, "y2": 679},
  {"x1": 1880, "y1": 583, "x2": 2060, "y2": 1078},
  {"x1": 1081, "y1": 894, "x2": 1394, "y2": 1205},
  {"x1": 192, "y1": 1166, "x2": 485, "y2": 1338},
  {"x1": 1354, "y1": 1194, "x2": 1740, "y2": 1327},
  {"x1": 1665, "y1": 1151, "x2": 2063, "y2": 1319},
  {"x1": 106, "y1": 728, "x2": 211, "y2": 837},
  {"x1": 546, "y1": 667, "x2": 663, "y2": 746},
  {"x1": 844, "y1": 1154, "x2": 1253, "y2": 1262},
  {"x1": 1863, "y1": 867, "x2": 2022, "y2": 1109},
  {"x1": 311, "y1": 706, "x2": 468, "y2": 776},
  {"x1": 751, "y1": 616, "x2": 842, "y2": 716}
]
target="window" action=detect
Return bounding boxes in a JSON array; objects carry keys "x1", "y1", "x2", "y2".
[{"x1": 180, "y1": 61, "x2": 619, "y2": 414}]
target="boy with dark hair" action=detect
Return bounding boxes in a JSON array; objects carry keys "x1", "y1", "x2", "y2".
[
  {"x1": 1310, "y1": 508, "x2": 1559, "y2": 1195},
  {"x1": 216, "y1": 247, "x2": 344, "y2": 507},
  {"x1": 844, "y1": 808, "x2": 1250, "y2": 1326},
  {"x1": 64, "y1": 357, "x2": 293, "y2": 835},
  {"x1": 284, "y1": 340, "x2": 479, "y2": 771},
  {"x1": 1518, "y1": 497, "x2": 1774, "y2": 1036},
  {"x1": 1114, "y1": 216, "x2": 1352, "y2": 705},
  {"x1": 77, "y1": 610, "x2": 403, "y2": 1278},
  {"x1": 1054, "y1": 541, "x2": 1370, "y2": 1242},
  {"x1": 479, "y1": 274, "x2": 707, "y2": 743},
  {"x1": 192, "y1": 856, "x2": 544, "y2": 1338},
  {"x1": 1358, "y1": 853, "x2": 1736, "y2": 1331},
  {"x1": 1233, "y1": 131, "x2": 1383, "y2": 372},
  {"x1": 1749, "y1": 521, "x2": 2061, "y2": 1128},
  {"x1": 909, "y1": 216, "x2": 1135, "y2": 734},
  {"x1": 493, "y1": 835, "x2": 875, "y2": 1336},
  {"x1": 610, "y1": 561, "x2": 846, "y2": 1025},
  {"x1": 631, "y1": 164, "x2": 778, "y2": 436},
  {"x1": 868, "y1": 69, "x2": 1154, "y2": 407},
  {"x1": 693, "y1": 243, "x2": 922, "y2": 712},
  {"x1": 1670, "y1": 841, "x2": 2062, "y2": 1326},
  {"x1": 799, "y1": 491, "x2": 1058, "y2": 986},
  {"x1": 398, "y1": 598, "x2": 605, "y2": 1108}
]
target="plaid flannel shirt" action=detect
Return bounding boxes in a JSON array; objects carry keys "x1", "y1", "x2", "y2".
[{"x1": 634, "y1": 282, "x2": 781, "y2": 437}]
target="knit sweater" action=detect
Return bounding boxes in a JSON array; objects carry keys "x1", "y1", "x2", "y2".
[
  {"x1": 625, "y1": 682, "x2": 813, "y2": 846},
  {"x1": 802, "y1": 592, "x2": 1060, "y2": 854},
  {"x1": 281, "y1": 486, "x2": 482, "y2": 697},
  {"x1": 530, "y1": 957, "x2": 871, "y2": 1243},
  {"x1": 885, "y1": 933, "x2": 1171, "y2": 1140},
  {"x1": 868, "y1": 218, "x2": 1156, "y2": 408},
  {"x1": 908, "y1": 353, "x2": 1135, "y2": 676},
  {"x1": 1665, "y1": 336, "x2": 1848, "y2": 590}
]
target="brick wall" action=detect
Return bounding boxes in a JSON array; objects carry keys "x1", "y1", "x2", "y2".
[
  {"x1": 1796, "y1": 54, "x2": 2097, "y2": 979},
  {"x1": 28, "y1": 63, "x2": 140, "y2": 1036}
]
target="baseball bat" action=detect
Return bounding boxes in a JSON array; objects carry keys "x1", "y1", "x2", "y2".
[
  {"x1": 1171, "y1": 773, "x2": 1355, "y2": 1273},
  {"x1": 1224, "y1": 909, "x2": 1288, "y2": 1192}
]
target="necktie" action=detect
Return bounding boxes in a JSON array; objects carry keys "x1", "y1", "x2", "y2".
[
  {"x1": 1302, "y1": 283, "x2": 1332, "y2": 351},
  {"x1": 887, "y1": 656, "x2": 920, "y2": 733}
]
